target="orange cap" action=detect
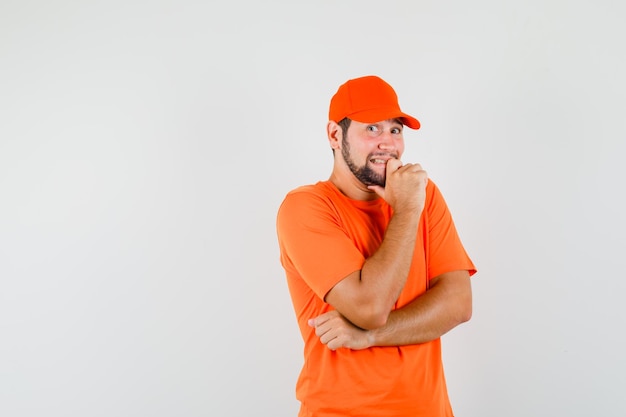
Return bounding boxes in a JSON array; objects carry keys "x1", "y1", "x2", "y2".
[{"x1": 328, "y1": 75, "x2": 420, "y2": 129}]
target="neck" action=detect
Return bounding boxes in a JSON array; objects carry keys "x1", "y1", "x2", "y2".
[{"x1": 328, "y1": 168, "x2": 379, "y2": 201}]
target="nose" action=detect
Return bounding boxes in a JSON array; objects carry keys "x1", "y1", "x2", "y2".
[{"x1": 378, "y1": 131, "x2": 395, "y2": 150}]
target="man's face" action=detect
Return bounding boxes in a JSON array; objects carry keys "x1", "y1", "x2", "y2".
[{"x1": 341, "y1": 119, "x2": 405, "y2": 187}]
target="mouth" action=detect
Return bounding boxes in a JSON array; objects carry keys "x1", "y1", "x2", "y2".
[{"x1": 369, "y1": 154, "x2": 397, "y2": 165}]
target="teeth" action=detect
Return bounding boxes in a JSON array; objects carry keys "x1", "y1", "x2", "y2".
[{"x1": 371, "y1": 159, "x2": 386, "y2": 164}]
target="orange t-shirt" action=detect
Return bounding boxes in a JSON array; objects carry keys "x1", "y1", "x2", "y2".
[{"x1": 276, "y1": 180, "x2": 476, "y2": 417}]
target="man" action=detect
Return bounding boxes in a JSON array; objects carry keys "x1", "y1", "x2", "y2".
[{"x1": 276, "y1": 75, "x2": 477, "y2": 416}]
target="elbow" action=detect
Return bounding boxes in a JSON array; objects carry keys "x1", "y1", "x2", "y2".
[
  {"x1": 358, "y1": 318, "x2": 388, "y2": 331},
  {"x1": 460, "y1": 307, "x2": 472, "y2": 324},
  {"x1": 450, "y1": 281, "x2": 473, "y2": 325},
  {"x1": 361, "y1": 313, "x2": 389, "y2": 330},
  {"x1": 352, "y1": 302, "x2": 391, "y2": 330},
  {"x1": 457, "y1": 297, "x2": 473, "y2": 324}
]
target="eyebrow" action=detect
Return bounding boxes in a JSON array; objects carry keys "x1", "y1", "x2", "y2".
[{"x1": 365, "y1": 119, "x2": 403, "y2": 127}]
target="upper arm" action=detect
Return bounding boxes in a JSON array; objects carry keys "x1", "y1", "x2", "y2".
[
  {"x1": 277, "y1": 191, "x2": 365, "y2": 301},
  {"x1": 429, "y1": 269, "x2": 473, "y2": 321},
  {"x1": 425, "y1": 182, "x2": 477, "y2": 279},
  {"x1": 324, "y1": 270, "x2": 387, "y2": 330},
  {"x1": 429, "y1": 269, "x2": 471, "y2": 288}
]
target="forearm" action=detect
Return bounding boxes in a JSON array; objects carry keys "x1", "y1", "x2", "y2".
[
  {"x1": 325, "y1": 209, "x2": 421, "y2": 329},
  {"x1": 324, "y1": 159, "x2": 430, "y2": 330},
  {"x1": 368, "y1": 270, "x2": 472, "y2": 346},
  {"x1": 359, "y1": 210, "x2": 421, "y2": 310},
  {"x1": 309, "y1": 271, "x2": 473, "y2": 351}
]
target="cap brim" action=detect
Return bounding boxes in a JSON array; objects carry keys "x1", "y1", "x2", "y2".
[{"x1": 348, "y1": 109, "x2": 421, "y2": 130}]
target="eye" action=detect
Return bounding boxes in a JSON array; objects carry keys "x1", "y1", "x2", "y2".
[
  {"x1": 391, "y1": 127, "x2": 403, "y2": 134},
  {"x1": 366, "y1": 125, "x2": 379, "y2": 133}
]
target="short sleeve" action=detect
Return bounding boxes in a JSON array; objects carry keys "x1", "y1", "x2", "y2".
[
  {"x1": 425, "y1": 181, "x2": 477, "y2": 279},
  {"x1": 276, "y1": 188, "x2": 365, "y2": 300}
]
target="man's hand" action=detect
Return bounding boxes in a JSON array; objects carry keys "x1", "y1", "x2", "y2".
[
  {"x1": 308, "y1": 310, "x2": 372, "y2": 351},
  {"x1": 368, "y1": 159, "x2": 428, "y2": 215}
]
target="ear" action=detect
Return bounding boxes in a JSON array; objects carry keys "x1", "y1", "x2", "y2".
[{"x1": 327, "y1": 120, "x2": 342, "y2": 151}]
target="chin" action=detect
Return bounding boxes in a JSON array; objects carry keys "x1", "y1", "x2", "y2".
[{"x1": 369, "y1": 176, "x2": 386, "y2": 188}]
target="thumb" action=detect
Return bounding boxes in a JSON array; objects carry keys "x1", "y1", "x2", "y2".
[
  {"x1": 367, "y1": 158, "x2": 401, "y2": 198},
  {"x1": 367, "y1": 184, "x2": 385, "y2": 198},
  {"x1": 386, "y1": 158, "x2": 402, "y2": 172}
]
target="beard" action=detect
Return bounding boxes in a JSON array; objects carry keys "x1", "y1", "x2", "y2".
[{"x1": 341, "y1": 136, "x2": 394, "y2": 187}]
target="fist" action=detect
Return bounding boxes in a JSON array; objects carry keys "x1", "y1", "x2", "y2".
[{"x1": 370, "y1": 159, "x2": 428, "y2": 214}]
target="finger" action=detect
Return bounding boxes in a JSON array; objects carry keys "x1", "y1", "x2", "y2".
[
  {"x1": 386, "y1": 158, "x2": 403, "y2": 173},
  {"x1": 314, "y1": 322, "x2": 327, "y2": 337},
  {"x1": 367, "y1": 185, "x2": 384, "y2": 198},
  {"x1": 326, "y1": 337, "x2": 342, "y2": 351},
  {"x1": 399, "y1": 162, "x2": 422, "y2": 172},
  {"x1": 308, "y1": 311, "x2": 333, "y2": 328},
  {"x1": 319, "y1": 330, "x2": 336, "y2": 345},
  {"x1": 314, "y1": 319, "x2": 338, "y2": 337}
]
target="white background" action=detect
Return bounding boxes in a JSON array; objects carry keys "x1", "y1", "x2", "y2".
[{"x1": 1, "y1": 1, "x2": 625, "y2": 416}]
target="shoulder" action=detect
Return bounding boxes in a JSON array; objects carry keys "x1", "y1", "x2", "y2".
[
  {"x1": 425, "y1": 178, "x2": 443, "y2": 200},
  {"x1": 423, "y1": 178, "x2": 452, "y2": 215},
  {"x1": 426, "y1": 178, "x2": 443, "y2": 198},
  {"x1": 277, "y1": 182, "x2": 351, "y2": 245},
  {"x1": 277, "y1": 182, "x2": 339, "y2": 222},
  {"x1": 285, "y1": 181, "x2": 335, "y2": 198},
  {"x1": 280, "y1": 182, "x2": 337, "y2": 210}
]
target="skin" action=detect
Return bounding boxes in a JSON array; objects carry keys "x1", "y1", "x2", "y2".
[{"x1": 309, "y1": 118, "x2": 472, "y2": 349}]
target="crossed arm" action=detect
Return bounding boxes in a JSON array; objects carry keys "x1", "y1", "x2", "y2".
[
  {"x1": 306, "y1": 160, "x2": 472, "y2": 349},
  {"x1": 309, "y1": 269, "x2": 472, "y2": 350}
]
